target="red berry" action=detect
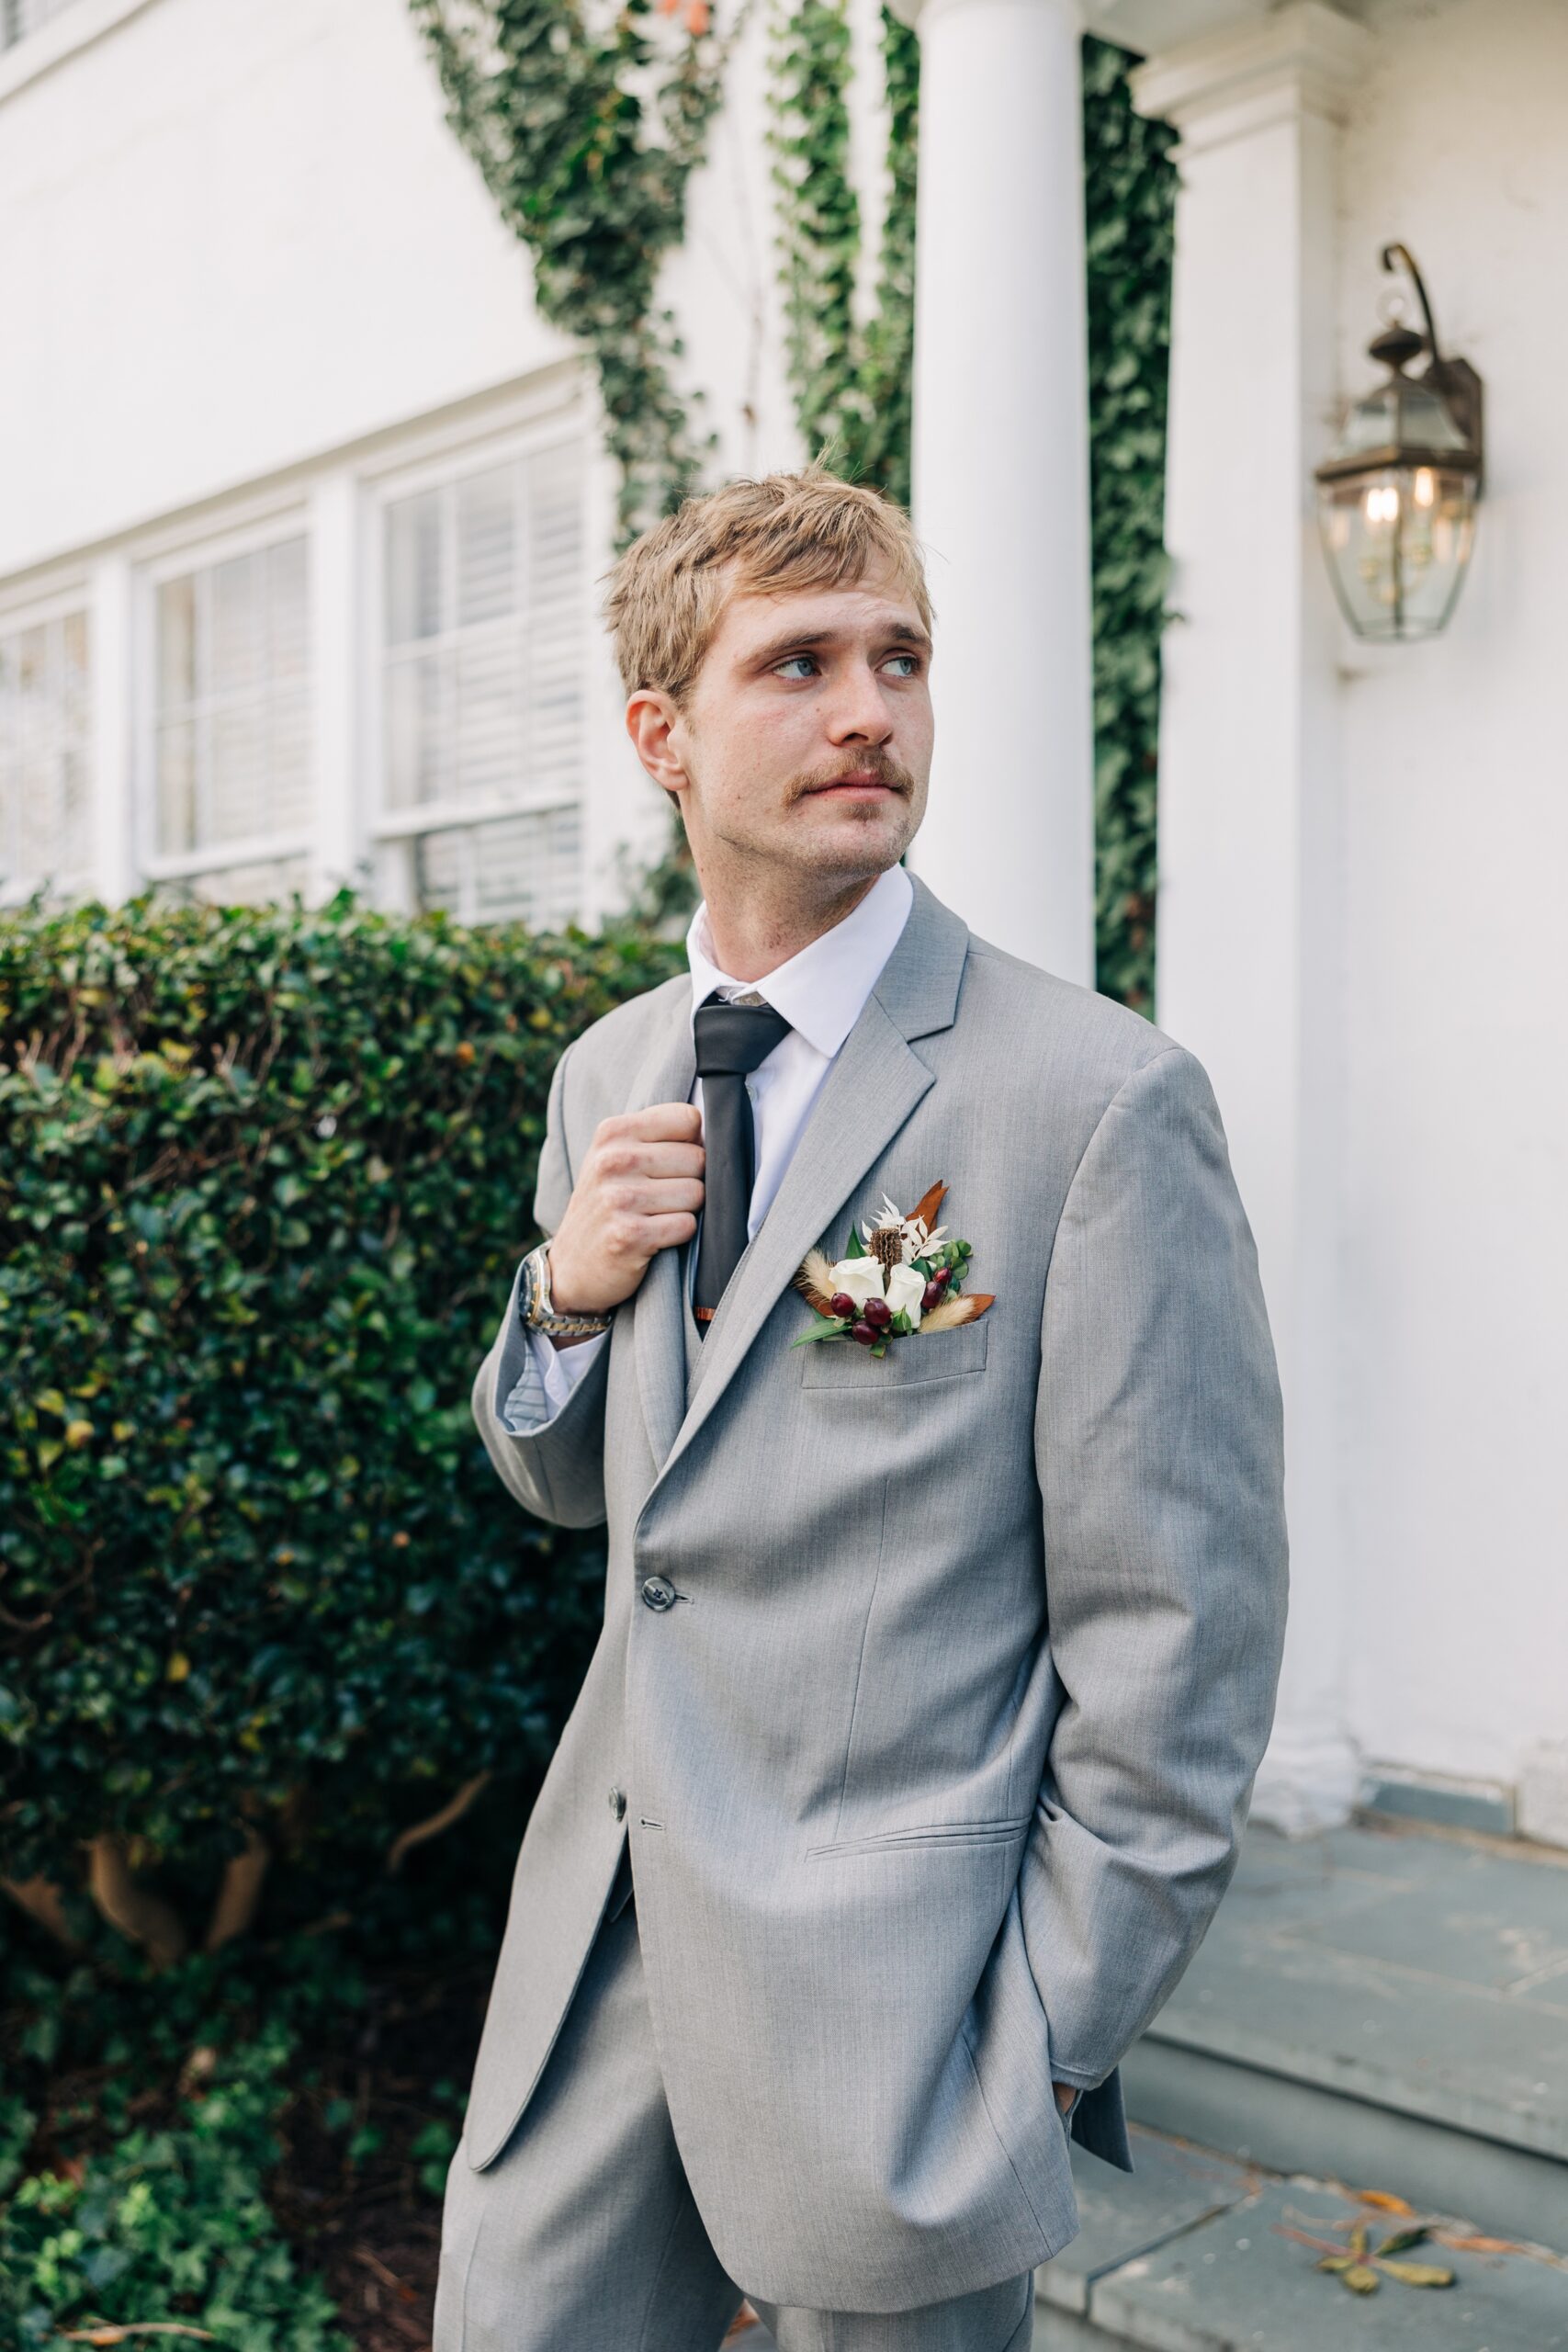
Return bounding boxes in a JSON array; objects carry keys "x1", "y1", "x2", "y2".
[
  {"x1": 921, "y1": 1280, "x2": 943, "y2": 1310},
  {"x1": 934, "y1": 1264, "x2": 953, "y2": 1287},
  {"x1": 829, "y1": 1291, "x2": 857, "y2": 1319},
  {"x1": 851, "y1": 1320, "x2": 877, "y2": 1345},
  {"x1": 863, "y1": 1296, "x2": 892, "y2": 1329}
]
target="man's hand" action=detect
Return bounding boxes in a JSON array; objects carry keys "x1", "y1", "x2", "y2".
[
  {"x1": 544, "y1": 1104, "x2": 705, "y2": 1340},
  {"x1": 1053, "y1": 2082, "x2": 1077, "y2": 2115}
]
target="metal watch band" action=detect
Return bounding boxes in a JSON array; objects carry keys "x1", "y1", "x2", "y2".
[{"x1": 522, "y1": 1242, "x2": 613, "y2": 1338}]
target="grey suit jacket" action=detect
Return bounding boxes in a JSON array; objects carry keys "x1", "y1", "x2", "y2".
[{"x1": 462, "y1": 871, "x2": 1288, "y2": 2312}]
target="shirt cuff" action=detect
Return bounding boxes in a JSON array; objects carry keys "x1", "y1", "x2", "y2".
[{"x1": 501, "y1": 1317, "x2": 609, "y2": 1433}]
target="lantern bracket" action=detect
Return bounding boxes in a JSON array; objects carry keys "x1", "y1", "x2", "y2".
[{"x1": 1380, "y1": 240, "x2": 1484, "y2": 488}]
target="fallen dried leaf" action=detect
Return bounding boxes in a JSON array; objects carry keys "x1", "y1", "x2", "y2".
[
  {"x1": 1374, "y1": 2226, "x2": 1430, "y2": 2256},
  {"x1": 1378, "y1": 2259, "x2": 1455, "y2": 2289}
]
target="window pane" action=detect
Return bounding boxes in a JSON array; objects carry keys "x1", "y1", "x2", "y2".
[
  {"x1": 456, "y1": 465, "x2": 515, "y2": 628},
  {"x1": 385, "y1": 652, "x2": 445, "y2": 810},
  {"x1": 155, "y1": 721, "x2": 197, "y2": 854},
  {"x1": 412, "y1": 822, "x2": 464, "y2": 916},
  {"x1": 269, "y1": 688, "x2": 311, "y2": 832},
  {"x1": 150, "y1": 530, "x2": 310, "y2": 880},
  {"x1": 474, "y1": 804, "x2": 582, "y2": 928},
  {"x1": 377, "y1": 440, "x2": 588, "y2": 925},
  {"x1": 210, "y1": 550, "x2": 263, "y2": 696},
  {"x1": 453, "y1": 628, "x2": 519, "y2": 800},
  {"x1": 385, "y1": 490, "x2": 443, "y2": 646},
  {"x1": 267, "y1": 537, "x2": 310, "y2": 683},
  {"x1": 0, "y1": 608, "x2": 93, "y2": 900},
  {"x1": 158, "y1": 575, "x2": 197, "y2": 711},
  {"x1": 209, "y1": 701, "x2": 266, "y2": 843}
]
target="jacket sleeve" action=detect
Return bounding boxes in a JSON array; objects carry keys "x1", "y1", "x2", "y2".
[
  {"x1": 1021, "y1": 1045, "x2": 1289, "y2": 2148},
  {"x1": 469, "y1": 1041, "x2": 612, "y2": 1530}
]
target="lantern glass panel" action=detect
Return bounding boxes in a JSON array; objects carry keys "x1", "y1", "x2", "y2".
[
  {"x1": 1337, "y1": 376, "x2": 1471, "y2": 463},
  {"x1": 1318, "y1": 461, "x2": 1478, "y2": 641}
]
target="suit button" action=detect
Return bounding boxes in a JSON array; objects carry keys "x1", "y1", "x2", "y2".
[
  {"x1": 641, "y1": 1576, "x2": 677, "y2": 1612},
  {"x1": 608, "y1": 1786, "x2": 626, "y2": 1820}
]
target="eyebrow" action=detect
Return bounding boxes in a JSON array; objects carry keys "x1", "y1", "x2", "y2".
[{"x1": 744, "y1": 621, "x2": 933, "y2": 671}]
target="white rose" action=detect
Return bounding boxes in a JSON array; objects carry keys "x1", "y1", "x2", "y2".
[
  {"x1": 829, "y1": 1257, "x2": 886, "y2": 1309},
  {"x1": 885, "y1": 1261, "x2": 925, "y2": 1328}
]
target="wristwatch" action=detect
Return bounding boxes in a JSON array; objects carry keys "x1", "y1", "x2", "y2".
[{"x1": 518, "y1": 1242, "x2": 614, "y2": 1339}]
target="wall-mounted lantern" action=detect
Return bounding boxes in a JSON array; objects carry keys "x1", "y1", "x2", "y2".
[{"x1": 1314, "y1": 243, "x2": 1484, "y2": 642}]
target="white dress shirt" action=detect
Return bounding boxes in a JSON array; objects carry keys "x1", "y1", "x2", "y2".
[{"x1": 505, "y1": 861, "x2": 915, "y2": 1428}]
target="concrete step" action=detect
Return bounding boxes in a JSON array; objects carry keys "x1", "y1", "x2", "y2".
[
  {"x1": 734, "y1": 2125, "x2": 1568, "y2": 2348},
  {"x1": 1037, "y1": 2126, "x2": 1568, "y2": 2350},
  {"x1": 1120, "y1": 1815, "x2": 1568, "y2": 2250}
]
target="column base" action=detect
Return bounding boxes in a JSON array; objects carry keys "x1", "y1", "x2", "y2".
[{"x1": 1248, "y1": 1724, "x2": 1360, "y2": 1837}]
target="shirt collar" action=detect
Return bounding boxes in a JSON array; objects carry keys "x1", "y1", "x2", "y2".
[{"x1": 684, "y1": 862, "x2": 915, "y2": 1061}]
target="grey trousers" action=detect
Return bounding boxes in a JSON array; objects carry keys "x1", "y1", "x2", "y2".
[{"x1": 434, "y1": 1855, "x2": 1035, "y2": 2352}]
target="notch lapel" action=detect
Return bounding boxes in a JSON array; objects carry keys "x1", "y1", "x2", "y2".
[{"x1": 631, "y1": 872, "x2": 970, "y2": 1498}]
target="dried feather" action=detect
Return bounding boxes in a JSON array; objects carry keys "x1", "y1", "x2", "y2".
[
  {"x1": 919, "y1": 1291, "x2": 993, "y2": 1331},
  {"x1": 794, "y1": 1249, "x2": 840, "y2": 1317},
  {"x1": 908, "y1": 1179, "x2": 948, "y2": 1235}
]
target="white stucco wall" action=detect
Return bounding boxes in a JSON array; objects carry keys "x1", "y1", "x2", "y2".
[
  {"x1": 1335, "y1": 0, "x2": 1568, "y2": 1785},
  {"x1": 0, "y1": 0, "x2": 581, "y2": 576}
]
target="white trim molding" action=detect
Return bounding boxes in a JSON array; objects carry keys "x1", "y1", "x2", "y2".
[
  {"x1": 1131, "y1": 2, "x2": 1371, "y2": 155},
  {"x1": 0, "y1": 0, "x2": 159, "y2": 108}
]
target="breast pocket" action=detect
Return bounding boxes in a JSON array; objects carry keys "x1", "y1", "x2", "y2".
[{"x1": 797, "y1": 1315, "x2": 990, "y2": 1387}]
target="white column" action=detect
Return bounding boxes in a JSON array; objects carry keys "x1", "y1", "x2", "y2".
[
  {"x1": 308, "y1": 469, "x2": 365, "y2": 906},
  {"x1": 87, "y1": 554, "x2": 134, "y2": 905},
  {"x1": 1131, "y1": 2, "x2": 1371, "y2": 1835},
  {"x1": 897, "y1": 0, "x2": 1095, "y2": 987}
]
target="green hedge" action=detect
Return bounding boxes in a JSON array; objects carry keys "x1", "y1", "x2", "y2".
[{"x1": 0, "y1": 891, "x2": 683, "y2": 1895}]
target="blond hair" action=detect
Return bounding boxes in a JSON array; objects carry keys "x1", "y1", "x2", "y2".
[{"x1": 602, "y1": 464, "x2": 933, "y2": 706}]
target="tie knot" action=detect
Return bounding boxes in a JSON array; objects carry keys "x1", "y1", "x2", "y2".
[{"x1": 694, "y1": 993, "x2": 793, "y2": 1080}]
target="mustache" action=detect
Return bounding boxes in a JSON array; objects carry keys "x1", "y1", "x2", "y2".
[{"x1": 794, "y1": 751, "x2": 913, "y2": 799}]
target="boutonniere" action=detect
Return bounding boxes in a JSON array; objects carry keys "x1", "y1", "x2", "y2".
[{"x1": 790, "y1": 1181, "x2": 994, "y2": 1358}]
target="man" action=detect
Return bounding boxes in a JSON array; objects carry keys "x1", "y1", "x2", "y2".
[{"x1": 434, "y1": 467, "x2": 1288, "y2": 2352}]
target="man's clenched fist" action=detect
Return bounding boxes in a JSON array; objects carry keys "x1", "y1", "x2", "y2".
[{"x1": 542, "y1": 1103, "x2": 705, "y2": 1344}]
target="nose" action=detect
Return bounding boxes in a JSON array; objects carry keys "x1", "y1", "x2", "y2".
[{"x1": 827, "y1": 661, "x2": 896, "y2": 746}]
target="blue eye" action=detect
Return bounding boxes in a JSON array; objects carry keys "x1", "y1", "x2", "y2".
[
  {"x1": 775, "y1": 655, "x2": 818, "y2": 680},
  {"x1": 885, "y1": 654, "x2": 919, "y2": 678}
]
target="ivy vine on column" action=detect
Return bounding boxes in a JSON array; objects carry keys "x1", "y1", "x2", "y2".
[
  {"x1": 1083, "y1": 37, "x2": 1177, "y2": 1013},
  {"x1": 766, "y1": 0, "x2": 919, "y2": 505},
  {"x1": 409, "y1": 0, "x2": 739, "y2": 544}
]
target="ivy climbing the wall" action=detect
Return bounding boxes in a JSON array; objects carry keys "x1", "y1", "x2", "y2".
[
  {"x1": 409, "y1": 0, "x2": 739, "y2": 544},
  {"x1": 767, "y1": 0, "x2": 919, "y2": 505},
  {"x1": 1082, "y1": 38, "x2": 1177, "y2": 1012}
]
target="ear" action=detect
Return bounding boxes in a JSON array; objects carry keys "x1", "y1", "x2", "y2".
[{"x1": 626, "y1": 688, "x2": 689, "y2": 802}]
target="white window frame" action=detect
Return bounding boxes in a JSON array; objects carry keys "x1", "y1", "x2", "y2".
[
  {"x1": 0, "y1": 577, "x2": 94, "y2": 907},
  {"x1": 362, "y1": 410, "x2": 595, "y2": 924},
  {"x1": 132, "y1": 502, "x2": 314, "y2": 897}
]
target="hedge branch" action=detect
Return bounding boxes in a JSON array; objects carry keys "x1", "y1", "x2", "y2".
[
  {"x1": 385, "y1": 1771, "x2": 492, "y2": 1873},
  {"x1": 85, "y1": 1832, "x2": 188, "y2": 1966},
  {"x1": 203, "y1": 1819, "x2": 273, "y2": 1951},
  {"x1": 60, "y1": 2327, "x2": 217, "y2": 2345},
  {"x1": 2, "y1": 1870, "x2": 83, "y2": 1951}
]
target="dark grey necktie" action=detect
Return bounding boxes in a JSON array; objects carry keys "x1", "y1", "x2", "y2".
[{"x1": 692, "y1": 991, "x2": 793, "y2": 1333}]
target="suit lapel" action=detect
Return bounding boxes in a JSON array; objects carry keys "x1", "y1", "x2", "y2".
[{"x1": 629, "y1": 871, "x2": 970, "y2": 1496}]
